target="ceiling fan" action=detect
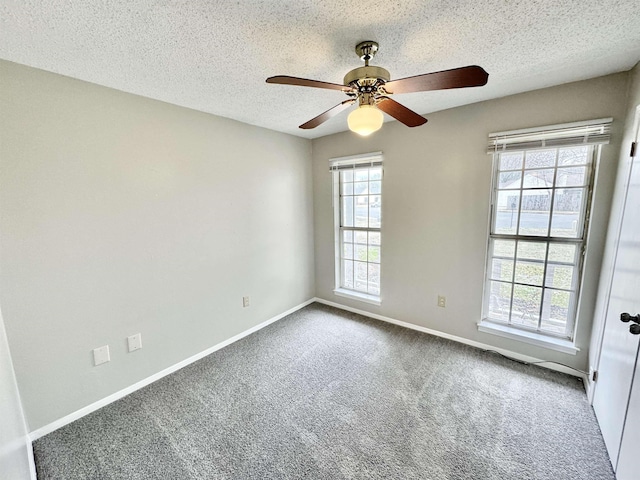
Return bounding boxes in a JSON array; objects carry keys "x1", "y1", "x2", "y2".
[{"x1": 266, "y1": 41, "x2": 489, "y2": 136}]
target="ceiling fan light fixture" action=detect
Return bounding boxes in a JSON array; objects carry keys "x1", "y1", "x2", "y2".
[
  {"x1": 267, "y1": 41, "x2": 488, "y2": 133},
  {"x1": 348, "y1": 105, "x2": 383, "y2": 136}
]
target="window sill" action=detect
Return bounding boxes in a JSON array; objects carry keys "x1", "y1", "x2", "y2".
[
  {"x1": 333, "y1": 288, "x2": 381, "y2": 306},
  {"x1": 477, "y1": 320, "x2": 579, "y2": 355}
]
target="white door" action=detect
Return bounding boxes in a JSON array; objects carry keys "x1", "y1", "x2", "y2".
[
  {"x1": 617, "y1": 353, "x2": 640, "y2": 479},
  {"x1": 592, "y1": 106, "x2": 640, "y2": 475}
]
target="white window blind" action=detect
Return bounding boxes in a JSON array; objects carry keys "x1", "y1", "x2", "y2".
[
  {"x1": 329, "y1": 152, "x2": 383, "y2": 171},
  {"x1": 487, "y1": 118, "x2": 612, "y2": 154}
]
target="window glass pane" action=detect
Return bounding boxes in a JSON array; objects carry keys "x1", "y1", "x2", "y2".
[
  {"x1": 541, "y1": 289, "x2": 570, "y2": 335},
  {"x1": 495, "y1": 191, "x2": 520, "y2": 234},
  {"x1": 491, "y1": 258, "x2": 514, "y2": 282},
  {"x1": 514, "y1": 260, "x2": 544, "y2": 286},
  {"x1": 522, "y1": 169, "x2": 555, "y2": 187},
  {"x1": 516, "y1": 241, "x2": 546, "y2": 261},
  {"x1": 342, "y1": 196, "x2": 353, "y2": 227},
  {"x1": 354, "y1": 261, "x2": 368, "y2": 292},
  {"x1": 511, "y1": 285, "x2": 542, "y2": 328},
  {"x1": 519, "y1": 191, "x2": 551, "y2": 236},
  {"x1": 369, "y1": 231, "x2": 381, "y2": 246},
  {"x1": 355, "y1": 197, "x2": 369, "y2": 227},
  {"x1": 369, "y1": 181, "x2": 381, "y2": 194},
  {"x1": 341, "y1": 182, "x2": 353, "y2": 195},
  {"x1": 499, "y1": 153, "x2": 523, "y2": 171},
  {"x1": 545, "y1": 264, "x2": 574, "y2": 290},
  {"x1": 343, "y1": 242, "x2": 353, "y2": 260},
  {"x1": 341, "y1": 170, "x2": 353, "y2": 182},
  {"x1": 498, "y1": 171, "x2": 522, "y2": 189},
  {"x1": 493, "y1": 239, "x2": 515, "y2": 258},
  {"x1": 488, "y1": 281, "x2": 511, "y2": 322},
  {"x1": 525, "y1": 149, "x2": 555, "y2": 169},
  {"x1": 547, "y1": 243, "x2": 576, "y2": 264},
  {"x1": 355, "y1": 231, "x2": 367, "y2": 244},
  {"x1": 369, "y1": 197, "x2": 381, "y2": 228},
  {"x1": 353, "y1": 181, "x2": 368, "y2": 194},
  {"x1": 514, "y1": 241, "x2": 546, "y2": 286},
  {"x1": 343, "y1": 230, "x2": 353, "y2": 243},
  {"x1": 343, "y1": 260, "x2": 354, "y2": 289},
  {"x1": 368, "y1": 245, "x2": 380, "y2": 264},
  {"x1": 556, "y1": 167, "x2": 587, "y2": 187},
  {"x1": 550, "y1": 188, "x2": 584, "y2": 238},
  {"x1": 370, "y1": 167, "x2": 382, "y2": 180},
  {"x1": 558, "y1": 147, "x2": 589, "y2": 166},
  {"x1": 355, "y1": 244, "x2": 367, "y2": 262},
  {"x1": 355, "y1": 169, "x2": 368, "y2": 181},
  {"x1": 368, "y1": 263, "x2": 380, "y2": 295}
]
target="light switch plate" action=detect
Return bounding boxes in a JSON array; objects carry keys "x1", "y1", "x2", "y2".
[
  {"x1": 128, "y1": 333, "x2": 142, "y2": 352},
  {"x1": 93, "y1": 345, "x2": 110, "y2": 366}
]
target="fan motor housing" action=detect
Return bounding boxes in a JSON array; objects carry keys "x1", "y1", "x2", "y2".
[{"x1": 343, "y1": 66, "x2": 391, "y2": 87}]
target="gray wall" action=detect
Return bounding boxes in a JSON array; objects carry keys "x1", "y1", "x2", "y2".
[
  {"x1": 0, "y1": 308, "x2": 32, "y2": 480},
  {"x1": 312, "y1": 73, "x2": 630, "y2": 371},
  {"x1": 589, "y1": 63, "x2": 640, "y2": 383},
  {"x1": 0, "y1": 60, "x2": 315, "y2": 431},
  {"x1": 1, "y1": 57, "x2": 634, "y2": 436}
]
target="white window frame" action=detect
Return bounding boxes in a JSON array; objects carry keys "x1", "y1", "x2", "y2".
[
  {"x1": 330, "y1": 152, "x2": 383, "y2": 305},
  {"x1": 479, "y1": 118, "x2": 612, "y2": 353}
]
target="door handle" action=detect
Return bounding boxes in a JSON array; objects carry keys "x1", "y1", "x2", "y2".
[{"x1": 620, "y1": 313, "x2": 640, "y2": 324}]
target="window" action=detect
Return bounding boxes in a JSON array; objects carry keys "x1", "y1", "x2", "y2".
[
  {"x1": 330, "y1": 153, "x2": 383, "y2": 304},
  {"x1": 482, "y1": 119, "x2": 611, "y2": 343}
]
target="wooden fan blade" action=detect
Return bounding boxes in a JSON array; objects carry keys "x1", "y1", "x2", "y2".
[
  {"x1": 267, "y1": 76, "x2": 353, "y2": 92},
  {"x1": 382, "y1": 66, "x2": 488, "y2": 94},
  {"x1": 376, "y1": 97, "x2": 427, "y2": 127},
  {"x1": 300, "y1": 100, "x2": 356, "y2": 129}
]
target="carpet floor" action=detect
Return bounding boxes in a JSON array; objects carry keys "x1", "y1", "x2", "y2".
[{"x1": 33, "y1": 303, "x2": 614, "y2": 479}]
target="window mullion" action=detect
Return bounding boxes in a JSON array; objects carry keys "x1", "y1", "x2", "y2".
[
  {"x1": 545, "y1": 149, "x2": 560, "y2": 237},
  {"x1": 508, "y1": 239, "x2": 518, "y2": 326},
  {"x1": 537, "y1": 150, "x2": 559, "y2": 331},
  {"x1": 345, "y1": 226, "x2": 380, "y2": 232},
  {"x1": 538, "y1": 242, "x2": 551, "y2": 331},
  {"x1": 490, "y1": 233, "x2": 582, "y2": 243},
  {"x1": 514, "y1": 159, "x2": 525, "y2": 236}
]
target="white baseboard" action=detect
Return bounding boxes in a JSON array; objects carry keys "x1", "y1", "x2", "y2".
[
  {"x1": 29, "y1": 296, "x2": 589, "y2": 444},
  {"x1": 585, "y1": 377, "x2": 595, "y2": 402},
  {"x1": 27, "y1": 435, "x2": 37, "y2": 480},
  {"x1": 29, "y1": 298, "x2": 315, "y2": 441},
  {"x1": 314, "y1": 297, "x2": 588, "y2": 383}
]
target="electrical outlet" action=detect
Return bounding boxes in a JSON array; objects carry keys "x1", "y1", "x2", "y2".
[
  {"x1": 127, "y1": 333, "x2": 142, "y2": 352},
  {"x1": 93, "y1": 345, "x2": 110, "y2": 366},
  {"x1": 243, "y1": 296, "x2": 250, "y2": 308},
  {"x1": 437, "y1": 295, "x2": 446, "y2": 308}
]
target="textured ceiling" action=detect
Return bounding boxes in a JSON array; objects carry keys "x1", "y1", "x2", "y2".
[{"x1": 1, "y1": 1, "x2": 639, "y2": 139}]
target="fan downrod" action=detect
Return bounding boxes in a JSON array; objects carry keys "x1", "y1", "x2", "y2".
[
  {"x1": 355, "y1": 41, "x2": 379, "y2": 65},
  {"x1": 344, "y1": 41, "x2": 389, "y2": 89}
]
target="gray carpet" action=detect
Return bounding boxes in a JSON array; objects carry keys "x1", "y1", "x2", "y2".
[{"x1": 33, "y1": 303, "x2": 614, "y2": 479}]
